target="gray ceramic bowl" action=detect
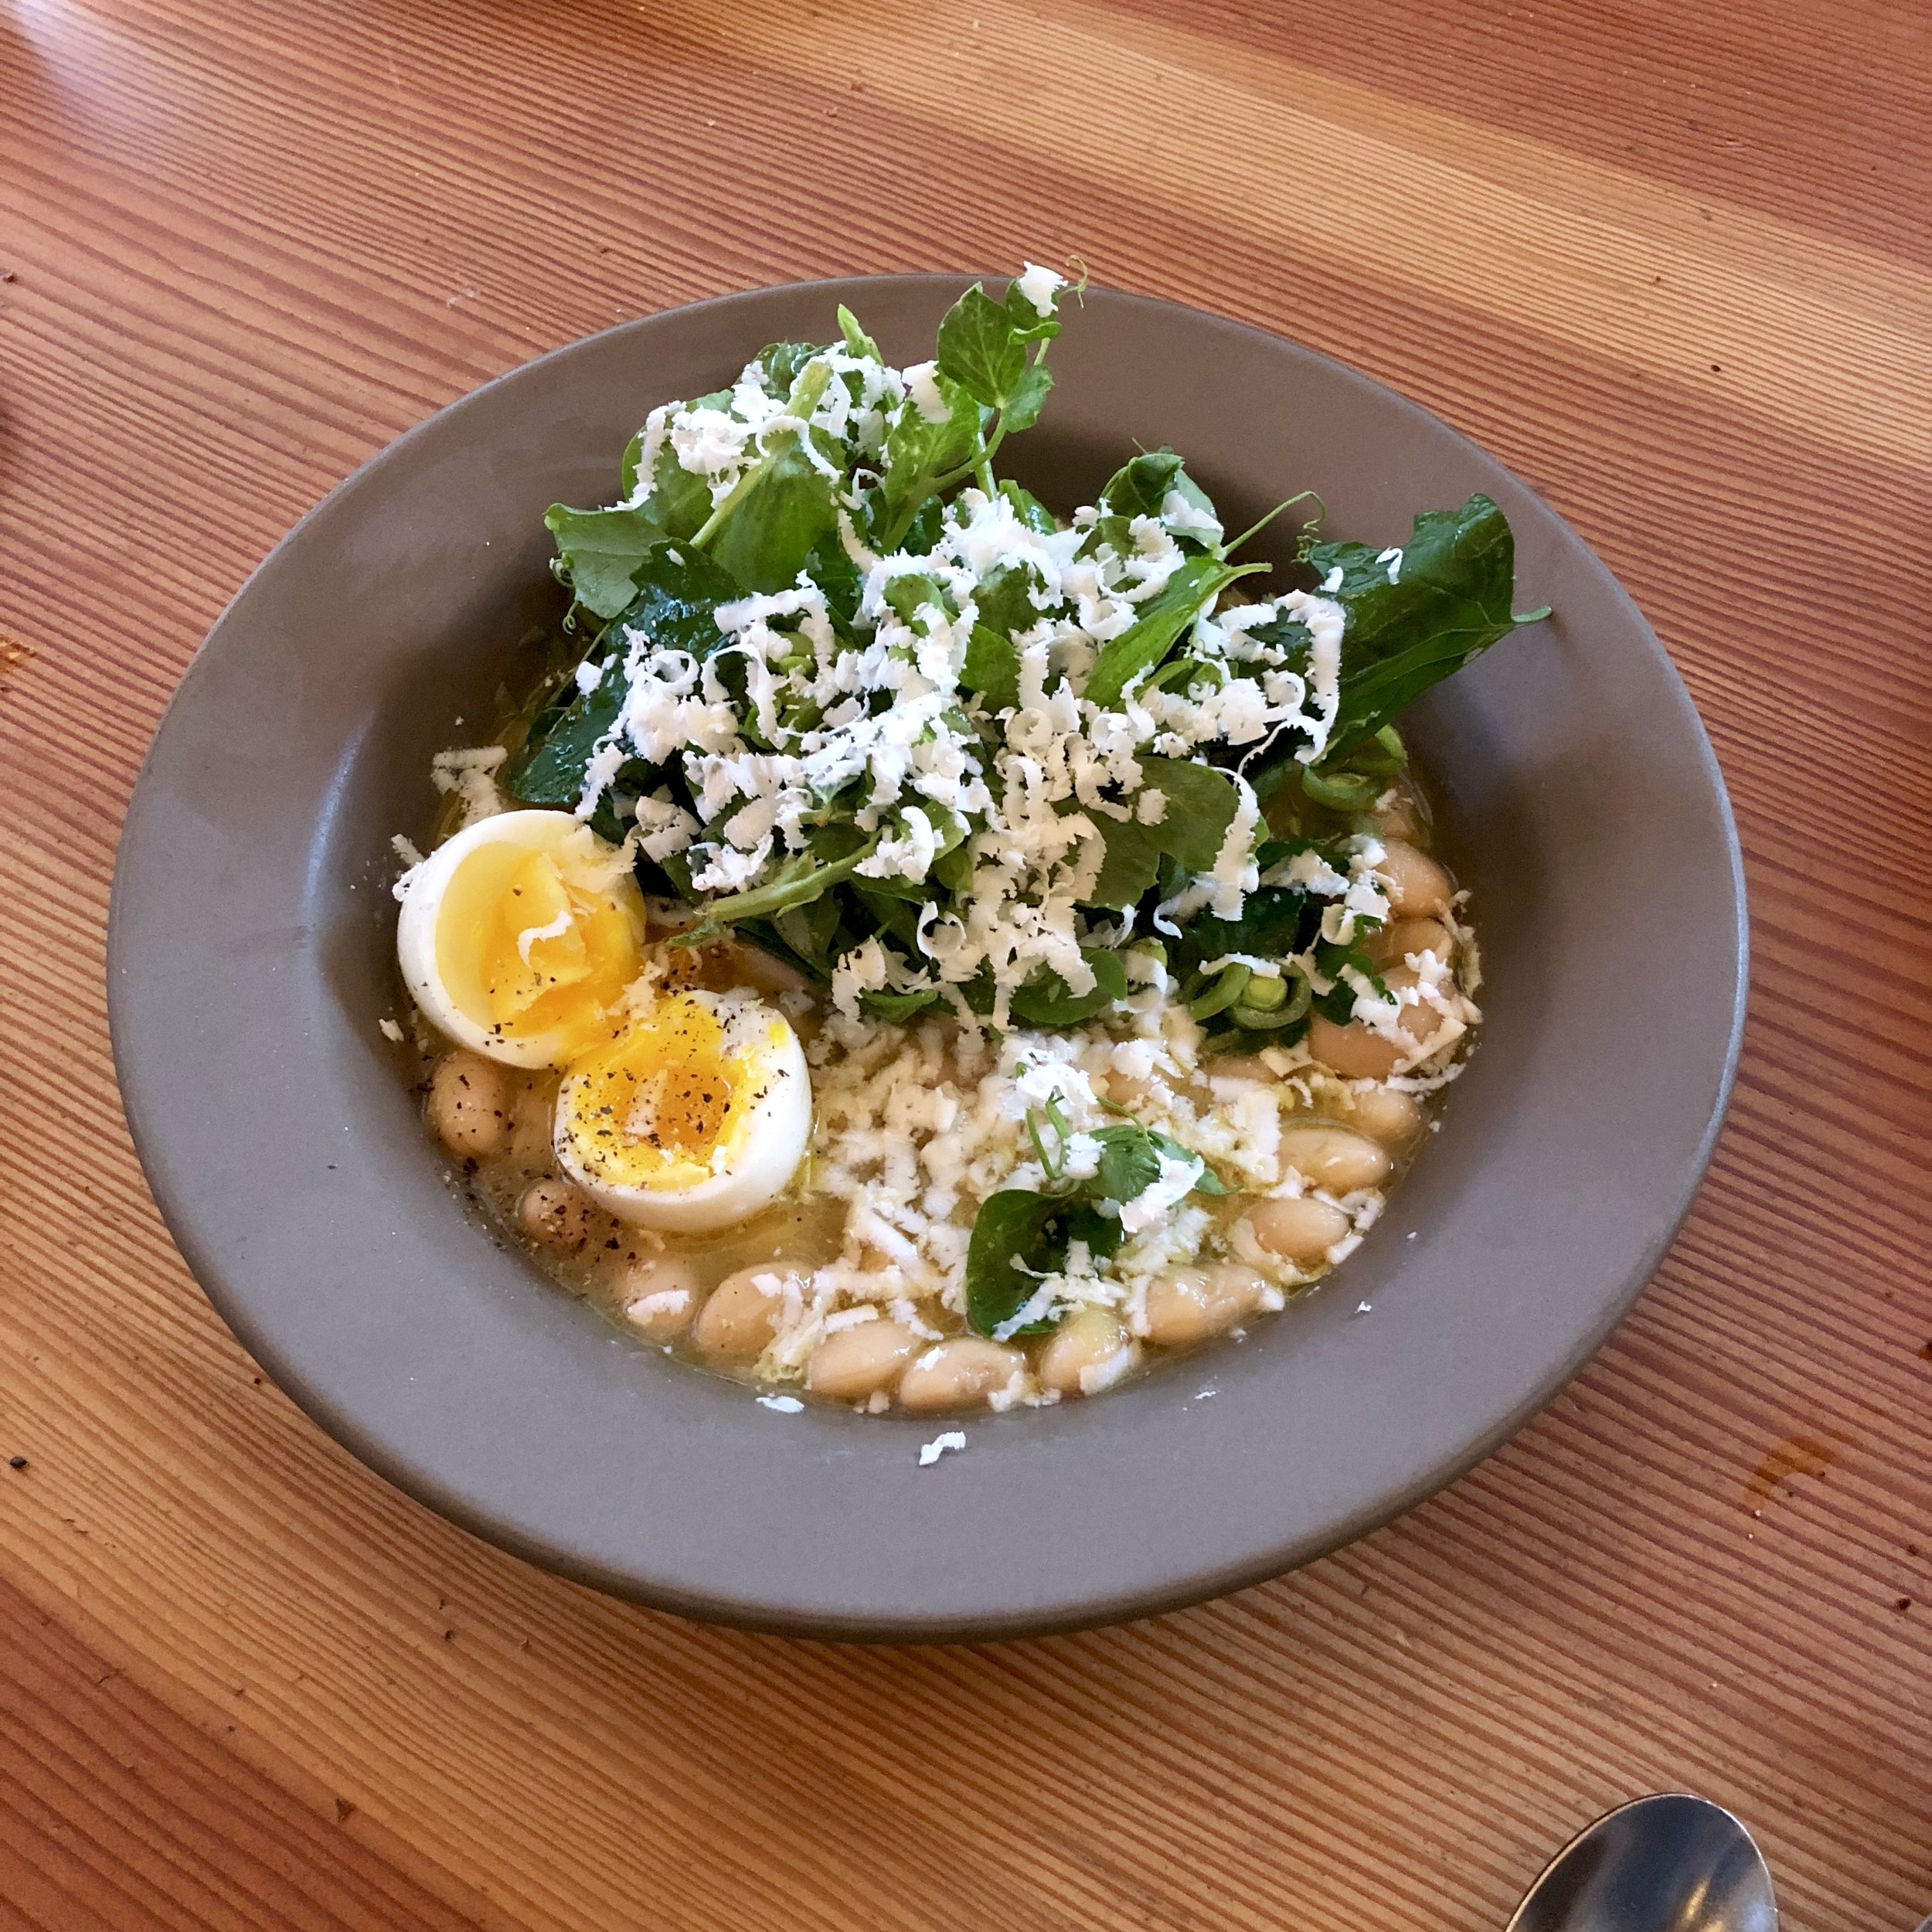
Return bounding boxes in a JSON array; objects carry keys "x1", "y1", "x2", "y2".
[{"x1": 109, "y1": 277, "x2": 1746, "y2": 1640}]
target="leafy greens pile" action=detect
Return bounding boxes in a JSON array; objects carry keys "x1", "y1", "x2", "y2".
[{"x1": 502, "y1": 265, "x2": 1547, "y2": 1054}]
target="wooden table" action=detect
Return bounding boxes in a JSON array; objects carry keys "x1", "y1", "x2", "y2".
[{"x1": 4, "y1": 2, "x2": 1929, "y2": 1927}]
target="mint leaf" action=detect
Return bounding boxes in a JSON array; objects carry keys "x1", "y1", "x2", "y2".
[{"x1": 1092, "y1": 1124, "x2": 1162, "y2": 1205}]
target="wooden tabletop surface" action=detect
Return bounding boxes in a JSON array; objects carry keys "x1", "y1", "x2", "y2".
[{"x1": 5, "y1": 2, "x2": 1930, "y2": 1927}]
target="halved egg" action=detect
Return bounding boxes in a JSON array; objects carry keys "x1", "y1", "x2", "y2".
[
  {"x1": 396, "y1": 809, "x2": 647, "y2": 1068},
  {"x1": 554, "y1": 990, "x2": 811, "y2": 1231}
]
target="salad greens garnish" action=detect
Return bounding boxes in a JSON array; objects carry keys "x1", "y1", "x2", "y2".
[
  {"x1": 964, "y1": 1103, "x2": 1233, "y2": 1339},
  {"x1": 495, "y1": 264, "x2": 1546, "y2": 1294}
]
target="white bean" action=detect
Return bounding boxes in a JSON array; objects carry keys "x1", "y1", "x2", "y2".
[
  {"x1": 1277, "y1": 1124, "x2": 1392, "y2": 1193},
  {"x1": 1338, "y1": 1085, "x2": 1424, "y2": 1147},
  {"x1": 1244, "y1": 1196, "x2": 1352, "y2": 1264},
  {"x1": 897, "y1": 1338, "x2": 1027, "y2": 1413},
  {"x1": 692, "y1": 1266, "x2": 787, "y2": 1363},
  {"x1": 1370, "y1": 791, "x2": 1422, "y2": 840},
  {"x1": 807, "y1": 1319, "x2": 919, "y2": 1400},
  {"x1": 1369, "y1": 917, "x2": 1454, "y2": 968},
  {"x1": 1306, "y1": 1012, "x2": 1403, "y2": 1080},
  {"x1": 427, "y1": 1051, "x2": 509, "y2": 1157},
  {"x1": 1140, "y1": 1264, "x2": 1270, "y2": 1348},
  {"x1": 615, "y1": 1254, "x2": 701, "y2": 1341},
  {"x1": 1038, "y1": 1310, "x2": 1138, "y2": 1397},
  {"x1": 1203, "y1": 1054, "x2": 1277, "y2": 1084},
  {"x1": 1376, "y1": 840, "x2": 1454, "y2": 918},
  {"x1": 516, "y1": 1177, "x2": 599, "y2": 1252}
]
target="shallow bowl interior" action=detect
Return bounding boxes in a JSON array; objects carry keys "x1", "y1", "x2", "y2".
[{"x1": 110, "y1": 277, "x2": 1745, "y2": 1639}]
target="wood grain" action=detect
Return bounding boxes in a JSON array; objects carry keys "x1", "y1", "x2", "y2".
[{"x1": 2, "y1": 2, "x2": 1929, "y2": 1929}]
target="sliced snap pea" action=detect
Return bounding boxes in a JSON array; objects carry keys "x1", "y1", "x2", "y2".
[
  {"x1": 1241, "y1": 971, "x2": 1289, "y2": 1012},
  {"x1": 1188, "y1": 963, "x2": 1251, "y2": 1020},
  {"x1": 1300, "y1": 766, "x2": 1380, "y2": 811},
  {"x1": 1230, "y1": 1002, "x2": 1300, "y2": 1031},
  {"x1": 1228, "y1": 968, "x2": 1315, "y2": 1030}
]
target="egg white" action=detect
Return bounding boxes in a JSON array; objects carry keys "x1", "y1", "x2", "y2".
[
  {"x1": 396, "y1": 808, "x2": 645, "y2": 1068},
  {"x1": 553, "y1": 990, "x2": 811, "y2": 1232}
]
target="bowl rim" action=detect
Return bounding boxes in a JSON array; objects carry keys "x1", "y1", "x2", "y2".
[{"x1": 108, "y1": 273, "x2": 1749, "y2": 1639}]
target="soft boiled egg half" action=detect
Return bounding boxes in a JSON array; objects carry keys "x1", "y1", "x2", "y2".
[
  {"x1": 554, "y1": 989, "x2": 811, "y2": 1231},
  {"x1": 396, "y1": 809, "x2": 648, "y2": 1068}
]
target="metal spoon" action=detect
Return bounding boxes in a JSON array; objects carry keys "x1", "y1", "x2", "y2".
[{"x1": 1508, "y1": 1793, "x2": 1777, "y2": 1932}]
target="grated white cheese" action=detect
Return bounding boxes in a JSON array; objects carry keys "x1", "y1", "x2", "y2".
[
  {"x1": 1014, "y1": 262, "x2": 1065, "y2": 315},
  {"x1": 430, "y1": 746, "x2": 509, "y2": 828},
  {"x1": 917, "y1": 1430, "x2": 967, "y2": 1465}
]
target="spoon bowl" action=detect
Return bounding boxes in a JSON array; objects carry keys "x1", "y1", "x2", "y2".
[{"x1": 1509, "y1": 1794, "x2": 1777, "y2": 1932}]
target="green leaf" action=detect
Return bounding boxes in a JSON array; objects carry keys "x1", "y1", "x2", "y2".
[
  {"x1": 544, "y1": 504, "x2": 669, "y2": 621},
  {"x1": 964, "y1": 1190, "x2": 1070, "y2": 1338},
  {"x1": 505, "y1": 540, "x2": 743, "y2": 805},
  {"x1": 1090, "y1": 1121, "x2": 1232, "y2": 1202},
  {"x1": 503, "y1": 673, "x2": 628, "y2": 811},
  {"x1": 624, "y1": 393, "x2": 725, "y2": 539},
  {"x1": 1098, "y1": 451, "x2": 1183, "y2": 519},
  {"x1": 1008, "y1": 947, "x2": 1129, "y2": 1025},
  {"x1": 802, "y1": 531, "x2": 864, "y2": 625},
  {"x1": 837, "y1": 304, "x2": 882, "y2": 360},
  {"x1": 1168, "y1": 883, "x2": 1319, "y2": 984},
  {"x1": 1085, "y1": 813, "x2": 1161, "y2": 910},
  {"x1": 881, "y1": 572, "x2": 951, "y2": 628},
  {"x1": 753, "y1": 342, "x2": 822, "y2": 393},
  {"x1": 971, "y1": 562, "x2": 1042, "y2": 640},
  {"x1": 936, "y1": 284, "x2": 1029, "y2": 408},
  {"x1": 1308, "y1": 493, "x2": 1546, "y2": 757},
  {"x1": 1002, "y1": 276, "x2": 1066, "y2": 342},
  {"x1": 1148, "y1": 1128, "x2": 1233, "y2": 1193},
  {"x1": 1083, "y1": 557, "x2": 1256, "y2": 711},
  {"x1": 1092, "y1": 1124, "x2": 1161, "y2": 1205},
  {"x1": 694, "y1": 840, "x2": 876, "y2": 928},
  {"x1": 1093, "y1": 450, "x2": 1223, "y2": 553},
  {"x1": 1134, "y1": 756, "x2": 1241, "y2": 875},
  {"x1": 869, "y1": 364, "x2": 981, "y2": 553},
  {"x1": 860, "y1": 987, "x2": 944, "y2": 1022},
  {"x1": 962, "y1": 623, "x2": 1021, "y2": 713},
  {"x1": 703, "y1": 429, "x2": 843, "y2": 594},
  {"x1": 998, "y1": 479, "x2": 1058, "y2": 534},
  {"x1": 998, "y1": 359, "x2": 1053, "y2": 434}
]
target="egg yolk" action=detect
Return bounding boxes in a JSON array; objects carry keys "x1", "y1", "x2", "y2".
[
  {"x1": 433, "y1": 842, "x2": 643, "y2": 1056},
  {"x1": 562, "y1": 998, "x2": 761, "y2": 1190}
]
